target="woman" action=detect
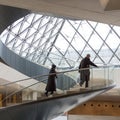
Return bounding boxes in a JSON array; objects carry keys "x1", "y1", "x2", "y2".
[{"x1": 45, "y1": 64, "x2": 57, "y2": 96}]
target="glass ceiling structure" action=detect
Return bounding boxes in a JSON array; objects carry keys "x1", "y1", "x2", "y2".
[{"x1": 0, "y1": 13, "x2": 120, "y2": 69}]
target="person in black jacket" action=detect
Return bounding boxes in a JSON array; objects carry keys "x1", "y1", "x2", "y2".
[
  {"x1": 78, "y1": 54, "x2": 98, "y2": 88},
  {"x1": 45, "y1": 64, "x2": 57, "y2": 96}
]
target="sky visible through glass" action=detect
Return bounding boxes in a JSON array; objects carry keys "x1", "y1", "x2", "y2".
[{"x1": 0, "y1": 13, "x2": 120, "y2": 69}]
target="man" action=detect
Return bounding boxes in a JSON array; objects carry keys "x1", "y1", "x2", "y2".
[{"x1": 78, "y1": 54, "x2": 98, "y2": 88}]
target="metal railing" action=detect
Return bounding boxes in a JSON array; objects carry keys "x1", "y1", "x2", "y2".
[{"x1": 0, "y1": 65, "x2": 115, "y2": 107}]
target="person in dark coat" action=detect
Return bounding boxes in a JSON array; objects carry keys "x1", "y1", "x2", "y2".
[
  {"x1": 78, "y1": 54, "x2": 98, "y2": 88},
  {"x1": 45, "y1": 64, "x2": 57, "y2": 96}
]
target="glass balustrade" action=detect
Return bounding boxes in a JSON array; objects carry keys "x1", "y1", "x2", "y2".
[{"x1": 0, "y1": 65, "x2": 115, "y2": 107}]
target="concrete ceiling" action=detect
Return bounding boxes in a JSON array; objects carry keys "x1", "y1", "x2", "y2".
[{"x1": 0, "y1": 0, "x2": 120, "y2": 26}]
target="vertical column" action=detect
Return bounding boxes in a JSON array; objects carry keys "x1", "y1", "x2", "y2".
[
  {"x1": 32, "y1": 91, "x2": 37, "y2": 100},
  {"x1": 0, "y1": 94, "x2": 2, "y2": 107},
  {"x1": 13, "y1": 94, "x2": 17, "y2": 103}
]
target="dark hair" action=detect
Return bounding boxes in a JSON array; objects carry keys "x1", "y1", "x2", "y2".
[
  {"x1": 52, "y1": 64, "x2": 56, "y2": 68},
  {"x1": 86, "y1": 54, "x2": 90, "y2": 57}
]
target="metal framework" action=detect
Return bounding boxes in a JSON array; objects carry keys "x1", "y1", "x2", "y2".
[{"x1": 0, "y1": 13, "x2": 120, "y2": 69}]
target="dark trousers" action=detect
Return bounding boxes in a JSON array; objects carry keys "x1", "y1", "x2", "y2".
[
  {"x1": 85, "y1": 77, "x2": 89, "y2": 87},
  {"x1": 80, "y1": 71, "x2": 90, "y2": 88}
]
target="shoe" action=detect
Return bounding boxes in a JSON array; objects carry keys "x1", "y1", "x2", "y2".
[
  {"x1": 79, "y1": 83, "x2": 82, "y2": 87},
  {"x1": 45, "y1": 92, "x2": 48, "y2": 96}
]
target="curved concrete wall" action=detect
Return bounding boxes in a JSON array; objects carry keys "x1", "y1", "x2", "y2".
[
  {"x1": 0, "y1": 40, "x2": 76, "y2": 90},
  {"x1": 0, "y1": 5, "x2": 30, "y2": 33}
]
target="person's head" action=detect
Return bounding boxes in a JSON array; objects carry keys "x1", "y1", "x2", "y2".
[
  {"x1": 86, "y1": 54, "x2": 90, "y2": 58},
  {"x1": 52, "y1": 64, "x2": 56, "y2": 68}
]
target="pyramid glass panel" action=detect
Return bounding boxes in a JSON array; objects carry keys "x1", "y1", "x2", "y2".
[{"x1": 0, "y1": 13, "x2": 120, "y2": 69}]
